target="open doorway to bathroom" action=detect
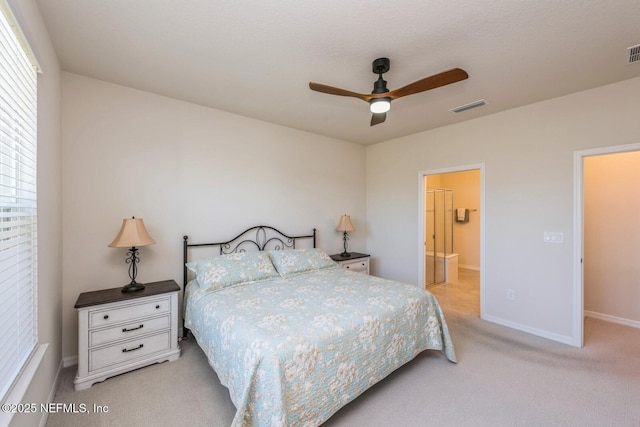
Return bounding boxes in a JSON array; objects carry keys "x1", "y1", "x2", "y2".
[{"x1": 419, "y1": 165, "x2": 483, "y2": 317}]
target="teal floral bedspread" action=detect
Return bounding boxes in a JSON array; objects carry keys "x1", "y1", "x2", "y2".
[{"x1": 185, "y1": 267, "x2": 456, "y2": 427}]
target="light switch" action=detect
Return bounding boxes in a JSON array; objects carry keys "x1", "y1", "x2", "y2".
[{"x1": 543, "y1": 232, "x2": 564, "y2": 243}]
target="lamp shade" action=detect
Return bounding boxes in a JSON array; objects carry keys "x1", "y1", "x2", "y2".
[
  {"x1": 336, "y1": 214, "x2": 355, "y2": 232},
  {"x1": 108, "y1": 217, "x2": 156, "y2": 248}
]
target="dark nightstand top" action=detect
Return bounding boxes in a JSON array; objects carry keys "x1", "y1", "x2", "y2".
[
  {"x1": 74, "y1": 279, "x2": 180, "y2": 309},
  {"x1": 330, "y1": 252, "x2": 370, "y2": 262}
]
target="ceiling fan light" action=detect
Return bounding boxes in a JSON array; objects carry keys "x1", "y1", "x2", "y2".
[{"x1": 370, "y1": 98, "x2": 391, "y2": 114}]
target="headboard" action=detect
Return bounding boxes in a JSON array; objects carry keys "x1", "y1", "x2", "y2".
[
  {"x1": 183, "y1": 225, "x2": 316, "y2": 290},
  {"x1": 181, "y1": 225, "x2": 316, "y2": 339}
]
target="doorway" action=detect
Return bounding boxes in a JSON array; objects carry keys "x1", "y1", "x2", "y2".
[
  {"x1": 574, "y1": 143, "x2": 640, "y2": 346},
  {"x1": 419, "y1": 164, "x2": 485, "y2": 317}
]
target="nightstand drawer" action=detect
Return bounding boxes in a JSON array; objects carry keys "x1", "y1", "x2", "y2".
[
  {"x1": 90, "y1": 331, "x2": 171, "y2": 371},
  {"x1": 90, "y1": 314, "x2": 171, "y2": 347},
  {"x1": 89, "y1": 297, "x2": 170, "y2": 328},
  {"x1": 341, "y1": 259, "x2": 369, "y2": 274}
]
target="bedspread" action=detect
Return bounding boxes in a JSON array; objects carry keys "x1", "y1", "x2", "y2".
[{"x1": 185, "y1": 267, "x2": 456, "y2": 427}]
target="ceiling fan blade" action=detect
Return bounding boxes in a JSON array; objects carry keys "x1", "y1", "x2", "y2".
[
  {"x1": 309, "y1": 82, "x2": 371, "y2": 102},
  {"x1": 370, "y1": 112, "x2": 387, "y2": 126},
  {"x1": 388, "y1": 68, "x2": 468, "y2": 100}
]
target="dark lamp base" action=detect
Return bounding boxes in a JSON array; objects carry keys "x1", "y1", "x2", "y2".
[
  {"x1": 121, "y1": 282, "x2": 145, "y2": 293},
  {"x1": 340, "y1": 252, "x2": 352, "y2": 257}
]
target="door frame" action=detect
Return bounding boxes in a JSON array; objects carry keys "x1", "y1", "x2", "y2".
[
  {"x1": 418, "y1": 163, "x2": 486, "y2": 318},
  {"x1": 572, "y1": 142, "x2": 640, "y2": 347}
]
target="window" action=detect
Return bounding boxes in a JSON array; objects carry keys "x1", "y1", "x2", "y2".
[{"x1": 0, "y1": 2, "x2": 38, "y2": 401}]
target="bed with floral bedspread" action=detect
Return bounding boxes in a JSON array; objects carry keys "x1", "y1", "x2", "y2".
[{"x1": 183, "y1": 248, "x2": 456, "y2": 427}]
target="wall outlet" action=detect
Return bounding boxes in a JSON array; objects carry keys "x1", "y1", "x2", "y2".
[{"x1": 506, "y1": 289, "x2": 515, "y2": 300}]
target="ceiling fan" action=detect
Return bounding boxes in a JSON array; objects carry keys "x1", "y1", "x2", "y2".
[{"x1": 309, "y1": 58, "x2": 468, "y2": 126}]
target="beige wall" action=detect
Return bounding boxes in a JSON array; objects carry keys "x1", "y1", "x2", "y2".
[
  {"x1": 366, "y1": 76, "x2": 640, "y2": 345},
  {"x1": 6, "y1": 1, "x2": 63, "y2": 426},
  {"x1": 61, "y1": 73, "x2": 367, "y2": 359},
  {"x1": 584, "y1": 151, "x2": 640, "y2": 324},
  {"x1": 427, "y1": 170, "x2": 481, "y2": 270}
]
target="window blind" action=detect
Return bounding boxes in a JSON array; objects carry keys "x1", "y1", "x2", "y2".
[{"x1": 0, "y1": 3, "x2": 38, "y2": 402}]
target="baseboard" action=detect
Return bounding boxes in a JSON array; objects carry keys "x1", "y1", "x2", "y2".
[
  {"x1": 39, "y1": 358, "x2": 64, "y2": 427},
  {"x1": 585, "y1": 310, "x2": 640, "y2": 329},
  {"x1": 482, "y1": 314, "x2": 577, "y2": 347},
  {"x1": 459, "y1": 264, "x2": 480, "y2": 271},
  {"x1": 63, "y1": 355, "x2": 78, "y2": 368}
]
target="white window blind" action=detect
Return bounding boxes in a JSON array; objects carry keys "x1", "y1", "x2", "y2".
[{"x1": 0, "y1": 3, "x2": 38, "y2": 402}]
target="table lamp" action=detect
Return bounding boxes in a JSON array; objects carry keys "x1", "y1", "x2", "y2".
[
  {"x1": 109, "y1": 217, "x2": 156, "y2": 292},
  {"x1": 336, "y1": 214, "x2": 355, "y2": 257}
]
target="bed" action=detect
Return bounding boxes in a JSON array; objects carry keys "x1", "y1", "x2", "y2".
[{"x1": 182, "y1": 226, "x2": 456, "y2": 427}]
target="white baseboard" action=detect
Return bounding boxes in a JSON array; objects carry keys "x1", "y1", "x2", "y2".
[
  {"x1": 584, "y1": 310, "x2": 640, "y2": 329},
  {"x1": 39, "y1": 358, "x2": 64, "y2": 427},
  {"x1": 482, "y1": 314, "x2": 578, "y2": 346},
  {"x1": 63, "y1": 355, "x2": 78, "y2": 368},
  {"x1": 459, "y1": 264, "x2": 480, "y2": 271}
]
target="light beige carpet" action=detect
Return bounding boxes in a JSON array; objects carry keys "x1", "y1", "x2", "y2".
[{"x1": 46, "y1": 274, "x2": 640, "y2": 426}]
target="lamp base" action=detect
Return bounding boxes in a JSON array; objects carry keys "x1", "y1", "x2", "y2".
[
  {"x1": 121, "y1": 282, "x2": 145, "y2": 293},
  {"x1": 340, "y1": 252, "x2": 351, "y2": 257}
]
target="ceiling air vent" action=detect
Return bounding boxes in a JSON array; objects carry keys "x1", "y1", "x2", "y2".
[
  {"x1": 449, "y1": 99, "x2": 487, "y2": 113},
  {"x1": 627, "y1": 44, "x2": 640, "y2": 64}
]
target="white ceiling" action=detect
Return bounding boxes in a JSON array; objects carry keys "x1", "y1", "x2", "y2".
[{"x1": 35, "y1": 0, "x2": 640, "y2": 145}]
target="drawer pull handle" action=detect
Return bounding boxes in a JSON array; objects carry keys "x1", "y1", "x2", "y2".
[
  {"x1": 122, "y1": 324, "x2": 144, "y2": 332},
  {"x1": 156, "y1": 305, "x2": 160, "y2": 309},
  {"x1": 103, "y1": 315, "x2": 109, "y2": 320},
  {"x1": 122, "y1": 344, "x2": 144, "y2": 353}
]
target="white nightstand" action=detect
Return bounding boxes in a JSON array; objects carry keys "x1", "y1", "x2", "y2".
[
  {"x1": 74, "y1": 280, "x2": 181, "y2": 391},
  {"x1": 330, "y1": 253, "x2": 370, "y2": 275}
]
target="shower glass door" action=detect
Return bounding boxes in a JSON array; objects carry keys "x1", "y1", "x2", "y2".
[
  {"x1": 425, "y1": 189, "x2": 453, "y2": 286},
  {"x1": 425, "y1": 191, "x2": 436, "y2": 286}
]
